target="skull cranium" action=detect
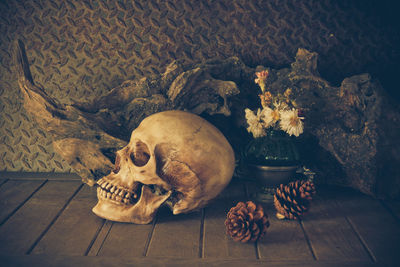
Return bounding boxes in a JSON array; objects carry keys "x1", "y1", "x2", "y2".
[{"x1": 92, "y1": 110, "x2": 235, "y2": 224}]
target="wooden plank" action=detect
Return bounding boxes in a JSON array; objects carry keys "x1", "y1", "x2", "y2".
[
  {"x1": 0, "y1": 180, "x2": 82, "y2": 255},
  {"x1": 245, "y1": 180, "x2": 314, "y2": 260},
  {"x1": 203, "y1": 181, "x2": 257, "y2": 259},
  {"x1": 257, "y1": 202, "x2": 314, "y2": 260},
  {"x1": 31, "y1": 185, "x2": 104, "y2": 255},
  {"x1": 0, "y1": 179, "x2": 46, "y2": 224},
  {"x1": 147, "y1": 205, "x2": 202, "y2": 258},
  {"x1": 0, "y1": 254, "x2": 381, "y2": 267},
  {"x1": 96, "y1": 220, "x2": 154, "y2": 257},
  {"x1": 300, "y1": 190, "x2": 372, "y2": 261},
  {"x1": 383, "y1": 200, "x2": 400, "y2": 221},
  {"x1": 0, "y1": 178, "x2": 7, "y2": 187},
  {"x1": 334, "y1": 188, "x2": 400, "y2": 265},
  {"x1": 0, "y1": 171, "x2": 81, "y2": 180},
  {"x1": 87, "y1": 220, "x2": 113, "y2": 256}
]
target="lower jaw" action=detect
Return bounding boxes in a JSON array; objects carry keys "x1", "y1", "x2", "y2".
[
  {"x1": 92, "y1": 199, "x2": 137, "y2": 223},
  {"x1": 92, "y1": 185, "x2": 172, "y2": 224}
]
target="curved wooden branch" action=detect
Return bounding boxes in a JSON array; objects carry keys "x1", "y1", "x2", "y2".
[
  {"x1": 14, "y1": 40, "x2": 127, "y2": 184},
  {"x1": 15, "y1": 39, "x2": 399, "y2": 197},
  {"x1": 14, "y1": 40, "x2": 240, "y2": 185}
]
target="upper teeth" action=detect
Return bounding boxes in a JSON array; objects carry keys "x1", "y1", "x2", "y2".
[
  {"x1": 96, "y1": 179, "x2": 170, "y2": 206},
  {"x1": 96, "y1": 179, "x2": 139, "y2": 205}
]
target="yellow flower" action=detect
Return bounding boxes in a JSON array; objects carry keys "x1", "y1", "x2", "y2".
[
  {"x1": 284, "y1": 88, "x2": 292, "y2": 99},
  {"x1": 271, "y1": 109, "x2": 280, "y2": 123},
  {"x1": 259, "y1": 91, "x2": 272, "y2": 108},
  {"x1": 279, "y1": 109, "x2": 304, "y2": 137}
]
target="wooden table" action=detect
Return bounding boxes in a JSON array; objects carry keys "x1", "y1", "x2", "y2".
[{"x1": 0, "y1": 172, "x2": 399, "y2": 266}]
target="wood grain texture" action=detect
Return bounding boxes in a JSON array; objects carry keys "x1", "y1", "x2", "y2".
[
  {"x1": 383, "y1": 200, "x2": 400, "y2": 222},
  {"x1": 257, "y1": 202, "x2": 314, "y2": 260},
  {"x1": 203, "y1": 199, "x2": 257, "y2": 259},
  {"x1": 244, "y1": 178, "x2": 314, "y2": 260},
  {"x1": 0, "y1": 181, "x2": 81, "y2": 255},
  {"x1": 203, "y1": 181, "x2": 257, "y2": 259},
  {"x1": 0, "y1": 179, "x2": 7, "y2": 187},
  {"x1": 31, "y1": 185, "x2": 103, "y2": 255},
  {"x1": 14, "y1": 40, "x2": 127, "y2": 185},
  {"x1": 0, "y1": 174, "x2": 398, "y2": 266},
  {"x1": 0, "y1": 172, "x2": 81, "y2": 180},
  {"x1": 334, "y1": 188, "x2": 400, "y2": 265},
  {"x1": 300, "y1": 193, "x2": 371, "y2": 261},
  {"x1": 0, "y1": 179, "x2": 46, "y2": 224},
  {"x1": 95, "y1": 220, "x2": 154, "y2": 257},
  {"x1": 87, "y1": 220, "x2": 113, "y2": 256},
  {"x1": 14, "y1": 39, "x2": 239, "y2": 186},
  {"x1": 146, "y1": 206, "x2": 202, "y2": 258},
  {"x1": 0, "y1": 254, "x2": 381, "y2": 267}
]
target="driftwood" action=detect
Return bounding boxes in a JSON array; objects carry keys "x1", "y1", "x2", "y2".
[
  {"x1": 15, "y1": 40, "x2": 400, "y2": 198},
  {"x1": 14, "y1": 40, "x2": 239, "y2": 185},
  {"x1": 277, "y1": 49, "x2": 400, "y2": 199}
]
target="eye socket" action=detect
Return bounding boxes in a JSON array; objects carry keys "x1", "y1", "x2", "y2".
[
  {"x1": 130, "y1": 141, "x2": 150, "y2": 167},
  {"x1": 113, "y1": 153, "x2": 121, "y2": 174}
]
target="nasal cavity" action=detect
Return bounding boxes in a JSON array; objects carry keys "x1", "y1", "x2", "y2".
[
  {"x1": 130, "y1": 141, "x2": 151, "y2": 167},
  {"x1": 113, "y1": 153, "x2": 121, "y2": 174}
]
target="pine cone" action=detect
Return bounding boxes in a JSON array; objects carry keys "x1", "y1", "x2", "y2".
[
  {"x1": 274, "y1": 180, "x2": 316, "y2": 220},
  {"x1": 225, "y1": 201, "x2": 270, "y2": 243}
]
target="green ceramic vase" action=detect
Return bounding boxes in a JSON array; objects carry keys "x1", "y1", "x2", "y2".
[
  {"x1": 243, "y1": 129, "x2": 300, "y2": 166},
  {"x1": 243, "y1": 129, "x2": 300, "y2": 202}
]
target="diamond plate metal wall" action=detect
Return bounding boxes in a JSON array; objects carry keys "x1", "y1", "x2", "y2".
[{"x1": 0, "y1": 0, "x2": 399, "y2": 172}]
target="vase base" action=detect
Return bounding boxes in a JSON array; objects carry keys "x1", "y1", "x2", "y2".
[
  {"x1": 247, "y1": 164, "x2": 299, "y2": 188},
  {"x1": 253, "y1": 186, "x2": 276, "y2": 203}
]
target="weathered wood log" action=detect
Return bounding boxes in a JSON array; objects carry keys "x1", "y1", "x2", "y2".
[
  {"x1": 14, "y1": 39, "x2": 400, "y2": 198},
  {"x1": 14, "y1": 40, "x2": 239, "y2": 185},
  {"x1": 14, "y1": 40, "x2": 126, "y2": 185},
  {"x1": 266, "y1": 49, "x2": 400, "y2": 199}
]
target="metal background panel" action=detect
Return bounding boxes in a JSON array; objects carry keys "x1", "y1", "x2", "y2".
[{"x1": 0, "y1": 0, "x2": 399, "y2": 172}]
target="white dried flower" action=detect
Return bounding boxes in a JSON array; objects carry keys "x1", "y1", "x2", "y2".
[
  {"x1": 245, "y1": 108, "x2": 266, "y2": 138},
  {"x1": 260, "y1": 107, "x2": 275, "y2": 128},
  {"x1": 279, "y1": 109, "x2": 304, "y2": 137}
]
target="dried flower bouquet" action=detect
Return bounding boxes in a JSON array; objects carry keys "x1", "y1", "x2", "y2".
[{"x1": 245, "y1": 70, "x2": 304, "y2": 138}]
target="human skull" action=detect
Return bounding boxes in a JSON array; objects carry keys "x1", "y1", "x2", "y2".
[{"x1": 92, "y1": 110, "x2": 235, "y2": 224}]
